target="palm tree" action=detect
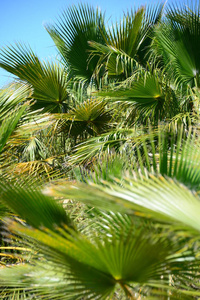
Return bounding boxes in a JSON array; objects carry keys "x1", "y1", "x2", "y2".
[{"x1": 1, "y1": 2, "x2": 200, "y2": 299}]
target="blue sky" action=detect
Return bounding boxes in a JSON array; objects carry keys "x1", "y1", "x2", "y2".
[{"x1": 0, "y1": 0, "x2": 183, "y2": 87}]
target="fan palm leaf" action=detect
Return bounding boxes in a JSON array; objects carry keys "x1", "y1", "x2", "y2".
[
  {"x1": 97, "y1": 68, "x2": 181, "y2": 124},
  {"x1": 0, "y1": 181, "x2": 74, "y2": 232},
  {"x1": 68, "y1": 127, "x2": 140, "y2": 165},
  {"x1": 55, "y1": 99, "x2": 114, "y2": 139},
  {"x1": 152, "y1": 2, "x2": 200, "y2": 88},
  {"x1": 46, "y1": 4, "x2": 107, "y2": 84},
  {"x1": 0, "y1": 44, "x2": 70, "y2": 112},
  {"x1": 49, "y1": 172, "x2": 200, "y2": 234}
]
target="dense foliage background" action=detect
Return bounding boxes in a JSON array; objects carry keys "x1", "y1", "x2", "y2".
[{"x1": 1, "y1": 1, "x2": 200, "y2": 299}]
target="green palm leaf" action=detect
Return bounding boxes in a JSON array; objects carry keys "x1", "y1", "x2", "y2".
[
  {"x1": 98, "y1": 70, "x2": 180, "y2": 124},
  {"x1": 0, "y1": 181, "x2": 74, "y2": 231},
  {"x1": 0, "y1": 83, "x2": 31, "y2": 121},
  {"x1": 140, "y1": 126, "x2": 200, "y2": 191},
  {"x1": 153, "y1": 2, "x2": 200, "y2": 88},
  {"x1": 46, "y1": 4, "x2": 107, "y2": 83},
  {"x1": 89, "y1": 4, "x2": 163, "y2": 80},
  {"x1": 0, "y1": 104, "x2": 28, "y2": 154},
  {"x1": 89, "y1": 7, "x2": 145, "y2": 79},
  {"x1": 56, "y1": 99, "x2": 113, "y2": 138},
  {"x1": 0, "y1": 44, "x2": 70, "y2": 112},
  {"x1": 69, "y1": 127, "x2": 138, "y2": 165},
  {"x1": 50, "y1": 173, "x2": 200, "y2": 234},
  {"x1": 0, "y1": 94, "x2": 29, "y2": 222}
]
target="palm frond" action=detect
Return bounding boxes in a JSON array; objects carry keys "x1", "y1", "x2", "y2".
[
  {"x1": 89, "y1": 4, "x2": 163, "y2": 80},
  {"x1": 49, "y1": 172, "x2": 200, "y2": 234},
  {"x1": 46, "y1": 4, "x2": 107, "y2": 84},
  {"x1": 0, "y1": 82, "x2": 31, "y2": 121},
  {"x1": 54, "y1": 99, "x2": 114, "y2": 138},
  {"x1": 0, "y1": 103, "x2": 28, "y2": 154},
  {"x1": 152, "y1": 2, "x2": 200, "y2": 88},
  {"x1": 0, "y1": 181, "x2": 74, "y2": 231},
  {"x1": 68, "y1": 127, "x2": 140, "y2": 165},
  {"x1": 98, "y1": 69, "x2": 180, "y2": 124},
  {"x1": 0, "y1": 44, "x2": 70, "y2": 112}
]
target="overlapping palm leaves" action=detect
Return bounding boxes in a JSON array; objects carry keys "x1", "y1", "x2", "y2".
[
  {"x1": 0, "y1": 101, "x2": 28, "y2": 155},
  {"x1": 0, "y1": 104, "x2": 27, "y2": 220},
  {"x1": 42, "y1": 125, "x2": 200, "y2": 297},
  {"x1": 56, "y1": 98, "x2": 114, "y2": 140},
  {"x1": 0, "y1": 84, "x2": 33, "y2": 177},
  {"x1": 51, "y1": 122, "x2": 200, "y2": 236},
  {"x1": 0, "y1": 89, "x2": 30, "y2": 277},
  {"x1": 152, "y1": 2, "x2": 200, "y2": 89},
  {"x1": 89, "y1": 4, "x2": 163, "y2": 81},
  {"x1": 1, "y1": 1, "x2": 200, "y2": 299},
  {"x1": 0, "y1": 180, "x2": 200, "y2": 299},
  {"x1": 50, "y1": 125, "x2": 200, "y2": 231},
  {"x1": 0, "y1": 44, "x2": 115, "y2": 179},
  {"x1": 97, "y1": 69, "x2": 182, "y2": 125},
  {"x1": 1, "y1": 115, "x2": 200, "y2": 298},
  {"x1": 0, "y1": 82, "x2": 31, "y2": 121}
]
